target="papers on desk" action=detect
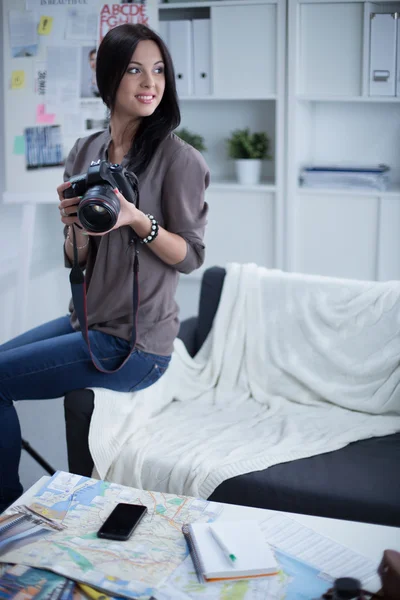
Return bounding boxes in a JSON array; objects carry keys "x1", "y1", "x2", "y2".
[
  {"x1": 260, "y1": 512, "x2": 378, "y2": 584},
  {"x1": 299, "y1": 164, "x2": 390, "y2": 191},
  {"x1": 0, "y1": 564, "x2": 74, "y2": 600}
]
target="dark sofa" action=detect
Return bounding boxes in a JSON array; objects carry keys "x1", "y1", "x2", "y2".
[{"x1": 64, "y1": 266, "x2": 400, "y2": 528}]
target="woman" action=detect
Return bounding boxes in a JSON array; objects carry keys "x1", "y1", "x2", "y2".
[{"x1": 0, "y1": 24, "x2": 209, "y2": 512}]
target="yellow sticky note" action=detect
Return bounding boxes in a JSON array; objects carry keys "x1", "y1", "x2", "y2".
[
  {"x1": 11, "y1": 71, "x2": 25, "y2": 90},
  {"x1": 38, "y1": 16, "x2": 53, "y2": 35}
]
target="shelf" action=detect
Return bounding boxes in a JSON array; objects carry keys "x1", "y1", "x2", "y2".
[
  {"x1": 210, "y1": 179, "x2": 276, "y2": 192},
  {"x1": 296, "y1": 95, "x2": 400, "y2": 103},
  {"x1": 3, "y1": 183, "x2": 276, "y2": 205},
  {"x1": 159, "y1": 0, "x2": 276, "y2": 10},
  {"x1": 179, "y1": 95, "x2": 277, "y2": 101},
  {"x1": 3, "y1": 192, "x2": 56, "y2": 204},
  {"x1": 297, "y1": 184, "x2": 400, "y2": 198}
]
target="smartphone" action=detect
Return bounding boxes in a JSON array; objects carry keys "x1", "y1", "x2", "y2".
[{"x1": 97, "y1": 503, "x2": 147, "y2": 541}]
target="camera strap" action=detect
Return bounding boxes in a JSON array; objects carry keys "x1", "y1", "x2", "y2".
[{"x1": 69, "y1": 225, "x2": 140, "y2": 374}]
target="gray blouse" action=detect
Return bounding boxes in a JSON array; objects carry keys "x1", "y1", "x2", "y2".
[{"x1": 63, "y1": 129, "x2": 210, "y2": 356}]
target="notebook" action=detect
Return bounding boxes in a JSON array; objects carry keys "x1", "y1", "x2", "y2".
[{"x1": 182, "y1": 520, "x2": 279, "y2": 582}]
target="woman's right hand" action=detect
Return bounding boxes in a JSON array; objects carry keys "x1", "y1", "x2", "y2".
[{"x1": 57, "y1": 181, "x2": 82, "y2": 228}]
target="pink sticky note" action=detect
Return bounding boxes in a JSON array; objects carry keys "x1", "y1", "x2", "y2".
[{"x1": 36, "y1": 103, "x2": 55, "y2": 125}]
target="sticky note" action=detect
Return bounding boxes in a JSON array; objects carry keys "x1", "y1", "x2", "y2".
[
  {"x1": 13, "y1": 135, "x2": 25, "y2": 155},
  {"x1": 38, "y1": 16, "x2": 53, "y2": 36},
  {"x1": 11, "y1": 70, "x2": 25, "y2": 90},
  {"x1": 36, "y1": 103, "x2": 55, "y2": 125}
]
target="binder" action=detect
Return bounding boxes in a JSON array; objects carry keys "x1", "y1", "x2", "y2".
[
  {"x1": 397, "y1": 15, "x2": 400, "y2": 96},
  {"x1": 158, "y1": 20, "x2": 169, "y2": 45},
  {"x1": 168, "y1": 20, "x2": 193, "y2": 97},
  {"x1": 192, "y1": 19, "x2": 212, "y2": 96},
  {"x1": 369, "y1": 12, "x2": 397, "y2": 96}
]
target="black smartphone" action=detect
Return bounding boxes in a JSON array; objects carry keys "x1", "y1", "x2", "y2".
[{"x1": 97, "y1": 503, "x2": 148, "y2": 541}]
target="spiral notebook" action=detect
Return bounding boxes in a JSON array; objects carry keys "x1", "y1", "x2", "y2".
[{"x1": 182, "y1": 520, "x2": 279, "y2": 583}]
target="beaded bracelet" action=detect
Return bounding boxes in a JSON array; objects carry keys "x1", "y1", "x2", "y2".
[
  {"x1": 140, "y1": 214, "x2": 159, "y2": 244},
  {"x1": 66, "y1": 226, "x2": 89, "y2": 250}
]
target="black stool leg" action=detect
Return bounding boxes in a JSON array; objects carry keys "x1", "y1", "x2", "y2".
[
  {"x1": 21, "y1": 439, "x2": 56, "y2": 475},
  {"x1": 64, "y1": 389, "x2": 95, "y2": 477}
]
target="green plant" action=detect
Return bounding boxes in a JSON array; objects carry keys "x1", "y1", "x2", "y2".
[
  {"x1": 227, "y1": 128, "x2": 271, "y2": 160},
  {"x1": 175, "y1": 128, "x2": 206, "y2": 152}
]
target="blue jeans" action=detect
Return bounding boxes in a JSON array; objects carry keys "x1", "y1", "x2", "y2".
[{"x1": 0, "y1": 316, "x2": 170, "y2": 511}]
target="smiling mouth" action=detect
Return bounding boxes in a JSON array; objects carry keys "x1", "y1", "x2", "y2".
[{"x1": 135, "y1": 95, "x2": 156, "y2": 104}]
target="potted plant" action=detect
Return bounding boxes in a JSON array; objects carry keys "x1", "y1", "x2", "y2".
[
  {"x1": 227, "y1": 128, "x2": 271, "y2": 185},
  {"x1": 175, "y1": 128, "x2": 207, "y2": 153}
]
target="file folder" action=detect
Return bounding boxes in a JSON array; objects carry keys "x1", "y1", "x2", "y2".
[
  {"x1": 192, "y1": 19, "x2": 212, "y2": 96},
  {"x1": 369, "y1": 12, "x2": 397, "y2": 96},
  {"x1": 168, "y1": 20, "x2": 193, "y2": 97},
  {"x1": 397, "y1": 15, "x2": 400, "y2": 96},
  {"x1": 158, "y1": 20, "x2": 169, "y2": 45}
]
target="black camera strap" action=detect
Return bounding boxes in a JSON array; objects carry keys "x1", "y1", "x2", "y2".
[{"x1": 69, "y1": 224, "x2": 140, "y2": 374}]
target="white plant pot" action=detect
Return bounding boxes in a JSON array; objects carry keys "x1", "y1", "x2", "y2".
[{"x1": 234, "y1": 159, "x2": 262, "y2": 186}]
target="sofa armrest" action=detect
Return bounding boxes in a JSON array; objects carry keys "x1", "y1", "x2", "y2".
[
  {"x1": 177, "y1": 316, "x2": 198, "y2": 357},
  {"x1": 197, "y1": 266, "x2": 226, "y2": 350}
]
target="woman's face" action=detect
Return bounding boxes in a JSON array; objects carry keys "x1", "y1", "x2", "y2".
[
  {"x1": 114, "y1": 40, "x2": 166, "y2": 119},
  {"x1": 89, "y1": 52, "x2": 96, "y2": 70}
]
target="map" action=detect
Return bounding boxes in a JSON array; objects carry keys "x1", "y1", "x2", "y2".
[
  {"x1": 155, "y1": 549, "x2": 331, "y2": 600},
  {"x1": 0, "y1": 471, "x2": 350, "y2": 600},
  {"x1": 0, "y1": 471, "x2": 223, "y2": 599}
]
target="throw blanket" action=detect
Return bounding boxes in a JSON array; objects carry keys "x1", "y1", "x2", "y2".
[{"x1": 89, "y1": 264, "x2": 400, "y2": 498}]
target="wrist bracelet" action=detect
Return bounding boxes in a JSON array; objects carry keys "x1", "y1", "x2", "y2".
[
  {"x1": 66, "y1": 226, "x2": 89, "y2": 250},
  {"x1": 140, "y1": 214, "x2": 159, "y2": 244}
]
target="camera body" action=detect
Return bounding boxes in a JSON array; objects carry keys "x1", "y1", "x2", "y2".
[{"x1": 63, "y1": 159, "x2": 139, "y2": 233}]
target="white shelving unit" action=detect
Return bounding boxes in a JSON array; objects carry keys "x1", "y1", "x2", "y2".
[
  {"x1": 286, "y1": 0, "x2": 400, "y2": 281},
  {"x1": 156, "y1": 0, "x2": 287, "y2": 271}
]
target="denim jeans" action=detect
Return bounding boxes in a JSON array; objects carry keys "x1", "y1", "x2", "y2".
[{"x1": 0, "y1": 316, "x2": 170, "y2": 511}]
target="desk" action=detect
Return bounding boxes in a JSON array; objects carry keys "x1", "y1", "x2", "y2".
[{"x1": 10, "y1": 475, "x2": 400, "y2": 597}]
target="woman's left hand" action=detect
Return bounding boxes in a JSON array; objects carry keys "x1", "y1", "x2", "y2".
[{"x1": 88, "y1": 188, "x2": 141, "y2": 236}]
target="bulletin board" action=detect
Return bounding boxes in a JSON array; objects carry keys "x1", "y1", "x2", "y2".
[{"x1": 1, "y1": 0, "x2": 158, "y2": 204}]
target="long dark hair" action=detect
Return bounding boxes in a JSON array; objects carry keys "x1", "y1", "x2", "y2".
[{"x1": 96, "y1": 23, "x2": 180, "y2": 176}]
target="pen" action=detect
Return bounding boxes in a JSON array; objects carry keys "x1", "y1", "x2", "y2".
[{"x1": 209, "y1": 526, "x2": 237, "y2": 563}]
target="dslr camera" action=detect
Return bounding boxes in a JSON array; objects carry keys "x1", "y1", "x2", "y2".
[{"x1": 63, "y1": 160, "x2": 139, "y2": 234}]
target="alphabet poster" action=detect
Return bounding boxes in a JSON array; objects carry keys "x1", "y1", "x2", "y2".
[{"x1": 99, "y1": 3, "x2": 148, "y2": 45}]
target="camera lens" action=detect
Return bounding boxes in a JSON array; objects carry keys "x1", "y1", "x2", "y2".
[{"x1": 78, "y1": 185, "x2": 120, "y2": 233}]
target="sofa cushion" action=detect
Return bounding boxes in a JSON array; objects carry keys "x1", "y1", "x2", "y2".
[{"x1": 209, "y1": 432, "x2": 400, "y2": 527}]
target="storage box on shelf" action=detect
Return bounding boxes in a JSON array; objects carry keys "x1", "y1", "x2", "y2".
[{"x1": 286, "y1": 0, "x2": 400, "y2": 281}]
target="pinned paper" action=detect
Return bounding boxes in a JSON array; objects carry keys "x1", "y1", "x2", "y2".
[
  {"x1": 24, "y1": 125, "x2": 64, "y2": 170},
  {"x1": 38, "y1": 16, "x2": 53, "y2": 36},
  {"x1": 36, "y1": 103, "x2": 55, "y2": 125},
  {"x1": 13, "y1": 136, "x2": 25, "y2": 156},
  {"x1": 65, "y1": 9, "x2": 98, "y2": 41},
  {"x1": 46, "y1": 46, "x2": 80, "y2": 113},
  {"x1": 35, "y1": 62, "x2": 47, "y2": 98},
  {"x1": 11, "y1": 71, "x2": 25, "y2": 89},
  {"x1": 9, "y1": 10, "x2": 38, "y2": 58}
]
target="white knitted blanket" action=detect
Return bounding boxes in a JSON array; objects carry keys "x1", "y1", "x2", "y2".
[{"x1": 89, "y1": 263, "x2": 400, "y2": 498}]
